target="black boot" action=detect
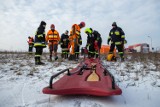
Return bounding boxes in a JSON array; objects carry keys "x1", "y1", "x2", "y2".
[
  {"x1": 120, "y1": 54, "x2": 124, "y2": 62},
  {"x1": 55, "y1": 56, "x2": 58, "y2": 61},
  {"x1": 96, "y1": 54, "x2": 99, "y2": 58},
  {"x1": 49, "y1": 55, "x2": 52, "y2": 61},
  {"x1": 64, "y1": 54, "x2": 66, "y2": 59},
  {"x1": 66, "y1": 54, "x2": 69, "y2": 59},
  {"x1": 69, "y1": 54, "x2": 76, "y2": 60},
  {"x1": 121, "y1": 57, "x2": 124, "y2": 62},
  {"x1": 36, "y1": 57, "x2": 45, "y2": 65},
  {"x1": 61, "y1": 53, "x2": 64, "y2": 59},
  {"x1": 76, "y1": 54, "x2": 79, "y2": 59},
  {"x1": 35, "y1": 57, "x2": 38, "y2": 65}
]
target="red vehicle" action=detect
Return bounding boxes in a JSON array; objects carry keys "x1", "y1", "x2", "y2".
[{"x1": 126, "y1": 43, "x2": 149, "y2": 53}]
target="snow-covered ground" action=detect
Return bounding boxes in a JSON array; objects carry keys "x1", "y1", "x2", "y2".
[{"x1": 0, "y1": 53, "x2": 160, "y2": 107}]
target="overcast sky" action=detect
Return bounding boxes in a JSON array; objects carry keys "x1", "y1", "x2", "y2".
[{"x1": 0, "y1": 0, "x2": 160, "y2": 51}]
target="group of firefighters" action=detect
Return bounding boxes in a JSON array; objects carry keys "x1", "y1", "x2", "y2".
[{"x1": 27, "y1": 21, "x2": 126, "y2": 65}]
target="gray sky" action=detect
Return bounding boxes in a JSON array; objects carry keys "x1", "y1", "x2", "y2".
[{"x1": 0, "y1": 0, "x2": 160, "y2": 51}]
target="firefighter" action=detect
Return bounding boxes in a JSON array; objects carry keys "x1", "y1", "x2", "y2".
[
  {"x1": 34, "y1": 21, "x2": 46, "y2": 65},
  {"x1": 69, "y1": 22, "x2": 85, "y2": 60},
  {"x1": 85, "y1": 28, "x2": 102, "y2": 58},
  {"x1": 46, "y1": 24, "x2": 60, "y2": 61},
  {"x1": 107, "y1": 22, "x2": 125, "y2": 61},
  {"x1": 27, "y1": 36, "x2": 34, "y2": 54},
  {"x1": 60, "y1": 30, "x2": 70, "y2": 59}
]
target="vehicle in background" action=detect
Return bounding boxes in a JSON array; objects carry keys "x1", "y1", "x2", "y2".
[{"x1": 126, "y1": 43, "x2": 150, "y2": 53}]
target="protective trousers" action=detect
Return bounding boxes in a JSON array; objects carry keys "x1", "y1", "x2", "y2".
[
  {"x1": 75, "y1": 46, "x2": 80, "y2": 59},
  {"x1": 62, "y1": 49, "x2": 69, "y2": 59},
  {"x1": 70, "y1": 35, "x2": 78, "y2": 55},
  {"x1": 109, "y1": 43, "x2": 124, "y2": 60},
  {"x1": 29, "y1": 44, "x2": 33, "y2": 53},
  {"x1": 49, "y1": 42, "x2": 58, "y2": 61},
  {"x1": 35, "y1": 47, "x2": 43, "y2": 64},
  {"x1": 88, "y1": 45, "x2": 95, "y2": 58},
  {"x1": 69, "y1": 35, "x2": 78, "y2": 60}
]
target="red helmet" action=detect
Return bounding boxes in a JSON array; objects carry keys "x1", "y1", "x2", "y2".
[
  {"x1": 50, "y1": 24, "x2": 55, "y2": 29},
  {"x1": 80, "y1": 22, "x2": 85, "y2": 27}
]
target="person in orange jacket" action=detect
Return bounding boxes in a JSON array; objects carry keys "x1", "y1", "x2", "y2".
[
  {"x1": 69, "y1": 22, "x2": 85, "y2": 60},
  {"x1": 46, "y1": 24, "x2": 60, "y2": 61},
  {"x1": 27, "y1": 36, "x2": 34, "y2": 54}
]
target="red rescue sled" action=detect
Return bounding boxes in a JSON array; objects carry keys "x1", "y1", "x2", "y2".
[{"x1": 43, "y1": 58, "x2": 122, "y2": 96}]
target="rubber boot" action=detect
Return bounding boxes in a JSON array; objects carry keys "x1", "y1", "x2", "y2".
[
  {"x1": 69, "y1": 54, "x2": 76, "y2": 60},
  {"x1": 55, "y1": 56, "x2": 58, "y2": 61},
  {"x1": 76, "y1": 54, "x2": 79, "y2": 59},
  {"x1": 61, "y1": 53, "x2": 64, "y2": 59},
  {"x1": 35, "y1": 57, "x2": 38, "y2": 65},
  {"x1": 38, "y1": 57, "x2": 45, "y2": 65},
  {"x1": 96, "y1": 54, "x2": 99, "y2": 58},
  {"x1": 88, "y1": 53, "x2": 91, "y2": 58},
  {"x1": 66, "y1": 53, "x2": 68, "y2": 59},
  {"x1": 120, "y1": 54, "x2": 124, "y2": 62},
  {"x1": 121, "y1": 57, "x2": 124, "y2": 62},
  {"x1": 66, "y1": 53, "x2": 69, "y2": 59},
  {"x1": 49, "y1": 55, "x2": 52, "y2": 61}
]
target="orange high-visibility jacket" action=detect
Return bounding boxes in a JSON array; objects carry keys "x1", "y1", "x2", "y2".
[
  {"x1": 28, "y1": 37, "x2": 34, "y2": 44},
  {"x1": 46, "y1": 30, "x2": 60, "y2": 46},
  {"x1": 70, "y1": 24, "x2": 81, "y2": 43},
  {"x1": 69, "y1": 24, "x2": 81, "y2": 54}
]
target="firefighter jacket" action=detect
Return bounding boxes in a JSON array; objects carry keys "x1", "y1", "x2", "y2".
[
  {"x1": 87, "y1": 30, "x2": 102, "y2": 49},
  {"x1": 34, "y1": 21, "x2": 46, "y2": 48},
  {"x1": 108, "y1": 26, "x2": 125, "y2": 45},
  {"x1": 28, "y1": 37, "x2": 34, "y2": 45},
  {"x1": 46, "y1": 29, "x2": 60, "y2": 46},
  {"x1": 60, "y1": 33, "x2": 70, "y2": 49}
]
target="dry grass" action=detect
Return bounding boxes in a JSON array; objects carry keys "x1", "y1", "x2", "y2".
[{"x1": 0, "y1": 51, "x2": 160, "y2": 79}]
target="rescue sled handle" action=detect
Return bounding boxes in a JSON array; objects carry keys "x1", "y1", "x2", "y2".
[
  {"x1": 49, "y1": 68, "x2": 70, "y2": 88},
  {"x1": 49, "y1": 64, "x2": 88, "y2": 88}
]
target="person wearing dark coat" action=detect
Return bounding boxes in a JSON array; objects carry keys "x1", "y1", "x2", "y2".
[
  {"x1": 60, "y1": 30, "x2": 70, "y2": 59},
  {"x1": 34, "y1": 21, "x2": 46, "y2": 65},
  {"x1": 107, "y1": 22, "x2": 125, "y2": 61},
  {"x1": 85, "y1": 28, "x2": 102, "y2": 58}
]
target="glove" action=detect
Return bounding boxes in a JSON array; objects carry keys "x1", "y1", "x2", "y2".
[
  {"x1": 86, "y1": 44, "x2": 89, "y2": 49},
  {"x1": 42, "y1": 42, "x2": 45, "y2": 44},
  {"x1": 121, "y1": 41, "x2": 124, "y2": 45},
  {"x1": 107, "y1": 39, "x2": 110, "y2": 45},
  {"x1": 41, "y1": 42, "x2": 46, "y2": 48}
]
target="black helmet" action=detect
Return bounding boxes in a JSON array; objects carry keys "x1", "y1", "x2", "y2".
[
  {"x1": 65, "y1": 30, "x2": 69, "y2": 34},
  {"x1": 112, "y1": 22, "x2": 117, "y2": 26},
  {"x1": 65, "y1": 30, "x2": 69, "y2": 33},
  {"x1": 40, "y1": 21, "x2": 46, "y2": 26}
]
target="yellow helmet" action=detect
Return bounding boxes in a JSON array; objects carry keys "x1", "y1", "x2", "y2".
[
  {"x1": 107, "y1": 54, "x2": 116, "y2": 61},
  {"x1": 85, "y1": 28, "x2": 92, "y2": 34}
]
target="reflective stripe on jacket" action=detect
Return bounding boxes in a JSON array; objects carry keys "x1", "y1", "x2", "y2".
[{"x1": 46, "y1": 30, "x2": 60, "y2": 45}]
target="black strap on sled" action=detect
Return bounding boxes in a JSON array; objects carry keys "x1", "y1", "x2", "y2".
[{"x1": 103, "y1": 68, "x2": 115, "y2": 89}]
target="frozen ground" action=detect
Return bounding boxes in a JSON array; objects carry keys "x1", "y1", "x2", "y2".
[{"x1": 0, "y1": 53, "x2": 160, "y2": 107}]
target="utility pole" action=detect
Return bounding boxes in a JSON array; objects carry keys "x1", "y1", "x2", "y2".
[{"x1": 148, "y1": 36, "x2": 152, "y2": 52}]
